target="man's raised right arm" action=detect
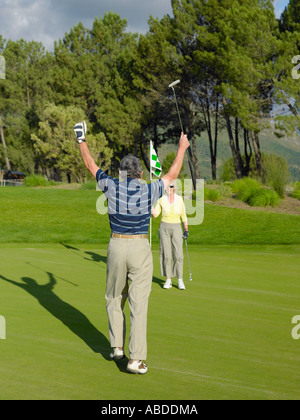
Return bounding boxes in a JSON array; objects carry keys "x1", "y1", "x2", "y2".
[{"x1": 161, "y1": 132, "x2": 190, "y2": 190}]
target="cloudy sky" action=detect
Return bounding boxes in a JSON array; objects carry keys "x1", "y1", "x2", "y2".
[{"x1": 0, "y1": 0, "x2": 290, "y2": 51}]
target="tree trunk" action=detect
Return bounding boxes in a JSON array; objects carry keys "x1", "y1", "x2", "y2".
[
  {"x1": 45, "y1": 167, "x2": 51, "y2": 180},
  {"x1": 191, "y1": 135, "x2": 200, "y2": 181},
  {"x1": 0, "y1": 118, "x2": 12, "y2": 171},
  {"x1": 213, "y1": 98, "x2": 219, "y2": 180},
  {"x1": 234, "y1": 118, "x2": 247, "y2": 176},
  {"x1": 251, "y1": 131, "x2": 262, "y2": 176},
  {"x1": 222, "y1": 98, "x2": 243, "y2": 179},
  {"x1": 207, "y1": 130, "x2": 217, "y2": 181},
  {"x1": 204, "y1": 98, "x2": 217, "y2": 180},
  {"x1": 225, "y1": 114, "x2": 243, "y2": 179},
  {"x1": 244, "y1": 128, "x2": 252, "y2": 177},
  {"x1": 140, "y1": 140, "x2": 150, "y2": 173},
  {"x1": 211, "y1": 155, "x2": 217, "y2": 181}
]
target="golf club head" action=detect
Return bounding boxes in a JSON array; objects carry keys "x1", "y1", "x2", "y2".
[
  {"x1": 169, "y1": 80, "x2": 180, "y2": 89},
  {"x1": 189, "y1": 276, "x2": 192, "y2": 282}
]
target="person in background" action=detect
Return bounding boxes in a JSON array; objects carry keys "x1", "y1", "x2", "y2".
[{"x1": 152, "y1": 181, "x2": 189, "y2": 290}]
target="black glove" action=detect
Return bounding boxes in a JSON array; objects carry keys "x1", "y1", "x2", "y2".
[{"x1": 183, "y1": 230, "x2": 189, "y2": 240}]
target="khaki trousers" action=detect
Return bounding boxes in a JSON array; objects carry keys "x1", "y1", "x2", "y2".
[
  {"x1": 159, "y1": 222, "x2": 184, "y2": 279},
  {"x1": 105, "y1": 237, "x2": 153, "y2": 361}
]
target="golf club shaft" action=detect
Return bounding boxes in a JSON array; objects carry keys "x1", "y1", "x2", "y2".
[
  {"x1": 171, "y1": 87, "x2": 196, "y2": 191},
  {"x1": 172, "y1": 88, "x2": 184, "y2": 133},
  {"x1": 185, "y1": 238, "x2": 192, "y2": 281}
]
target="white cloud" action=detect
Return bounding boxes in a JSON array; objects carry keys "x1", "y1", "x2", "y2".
[
  {"x1": 0, "y1": 0, "x2": 173, "y2": 50},
  {"x1": 1, "y1": 0, "x2": 57, "y2": 48},
  {"x1": 0, "y1": 0, "x2": 290, "y2": 50}
]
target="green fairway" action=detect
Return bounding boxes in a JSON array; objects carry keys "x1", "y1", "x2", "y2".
[
  {"x1": 0, "y1": 188, "x2": 299, "y2": 400},
  {"x1": 0, "y1": 188, "x2": 300, "y2": 244},
  {"x1": 0, "y1": 244, "x2": 299, "y2": 400}
]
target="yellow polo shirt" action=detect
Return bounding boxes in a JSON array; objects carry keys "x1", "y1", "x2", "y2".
[{"x1": 153, "y1": 194, "x2": 187, "y2": 224}]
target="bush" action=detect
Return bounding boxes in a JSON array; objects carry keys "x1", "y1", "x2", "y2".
[
  {"x1": 217, "y1": 182, "x2": 233, "y2": 198},
  {"x1": 231, "y1": 178, "x2": 280, "y2": 207},
  {"x1": 248, "y1": 189, "x2": 280, "y2": 207},
  {"x1": 221, "y1": 158, "x2": 236, "y2": 182},
  {"x1": 204, "y1": 188, "x2": 220, "y2": 202},
  {"x1": 262, "y1": 154, "x2": 290, "y2": 198},
  {"x1": 221, "y1": 155, "x2": 257, "y2": 181},
  {"x1": 291, "y1": 189, "x2": 300, "y2": 200},
  {"x1": 231, "y1": 178, "x2": 261, "y2": 193},
  {"x1": 231, "y1": 178, "x2": 261, "y2": 202},
  {"x1": 221, "y1": 153, "x2": 290, "y2": 197},
  {"x1": 194, "y1": 183, "x2": 231, "y2": 202},
  {"x1": 291, "y1": 183, "x2": 300, "y2": 200},
  {"x1": 24, "y1": 175, "x2": 49, "y2": 187}
]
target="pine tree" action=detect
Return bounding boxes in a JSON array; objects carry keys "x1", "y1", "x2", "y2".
[{"x1": 31, "y1": 104, "x2": 112, "y2": 182}]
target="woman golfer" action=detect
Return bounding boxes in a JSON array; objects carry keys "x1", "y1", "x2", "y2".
[{"x1": 152, "y1": 181, "x2": 188, "y2": 290}]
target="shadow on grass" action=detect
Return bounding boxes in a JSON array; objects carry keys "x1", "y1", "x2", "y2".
[
  {"x1": 152, "y1": 276, "x2": 188, "y2": 289},
  {"x1": 152, "y1": 276, "x2": 165, "y2": 289},
  {"x1": 0, "y1": 272, "x2": 111, "y2": 361},
  {"x1": 61, "y1": 243, "x2": 107, "y2": 265}
]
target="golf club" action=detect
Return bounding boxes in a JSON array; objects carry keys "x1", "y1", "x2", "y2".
[
  {"x1": 26, "y1": 262, "x2": 79, "y2": 287},
  {"x1": 168, "y1": 80, "x2": 196, "y2": 191},
  {"x1": 169, "y1": 80, "x2": 184, "y2": 133},
  {"x1": 184, "y1": 238, "x2": 192, "y2": 282}
]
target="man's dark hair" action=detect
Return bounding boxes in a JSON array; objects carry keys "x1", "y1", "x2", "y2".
[{"x1": 120, "y1": 155, "x2": 143, "y2": 179}]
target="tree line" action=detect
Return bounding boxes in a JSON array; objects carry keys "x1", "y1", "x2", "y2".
[{"x1": 0, "y1": 0, "x2": 299, "y2": 184}]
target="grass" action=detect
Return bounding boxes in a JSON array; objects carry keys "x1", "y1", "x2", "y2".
[
  {"x1": 0, "y1": 187, "x2": 299, "y2": 400},
  {"x1": 0, "y1": 188, "x2": 299, "y2": 245},
  {"x1": 0, "y1": 244, "x2": 299, "y2": 400},
  {"x1": 80, "y1": 181, "x2": 98, "y2": 190}
]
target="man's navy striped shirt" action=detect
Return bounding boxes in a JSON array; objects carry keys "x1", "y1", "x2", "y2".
[{"x1": 96, "y1": 169, "x2": 164, "y2": 235}]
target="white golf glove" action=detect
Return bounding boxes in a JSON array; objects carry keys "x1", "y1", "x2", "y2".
[{"x1": 73, "y1": 121, "x2": 87, "y2": 143}]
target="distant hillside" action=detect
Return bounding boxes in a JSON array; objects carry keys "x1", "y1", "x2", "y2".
[{"x1": 158, "y1": 128, "x2": 300, "y2": 181}]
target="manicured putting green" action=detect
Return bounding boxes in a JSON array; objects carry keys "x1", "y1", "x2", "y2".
[{"x1": 0, "y1": 244, "x2": 299, "y2": 400}]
